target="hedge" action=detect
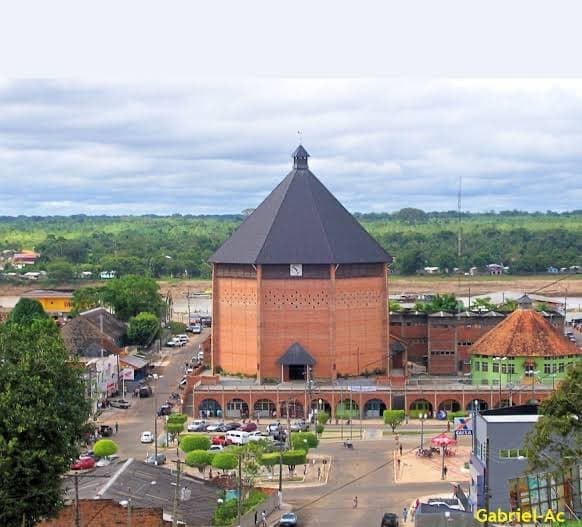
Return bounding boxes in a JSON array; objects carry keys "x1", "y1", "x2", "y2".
[{"x1": 180, "y1": 434, "x2": 211, "y2": 453}]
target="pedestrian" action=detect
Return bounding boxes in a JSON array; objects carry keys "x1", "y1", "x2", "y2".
[
  {"x1": 115, "y1": 422, "x2": 119, "y2": 434},
  {"x1": 397, "y1": 457, "x2": 401, "y2": 470},
  {"x1": 352, "y1": 496, "x2": 358, "y2": 509},
  {"x1": 415, "y1": 498, "x2": 420, "y2": 509},
  {"x1": 303, "y1": 464, "x2": 307, "y2": 475},
  {"x1": 317, "y1": 467, "x2": 321, "y2": 480},
  {"x1": 402, "y1": 507, "x2": 408, "y2": 522},
  {"x1": 447, "y1": 421, "x2": 451, "y2": 432},
  {"x1": 254, "y1": 511, "x2": 258, "y2": 526},
  {"x1": 277, "y1": 490, "x2": 282, "y2": 509},
  {"x1": 399, "y1": 444, "x2": 403, "y2": 456},
  {"x1": 209, "y1": 468, "x2": 213, "y2": 479},
  {"x1": 443, "y1": 465, "x2": 448, "y2": 479},
  {"x1": 410, "y1": 505, "x2": 415, "y2": 520},
  {"x1": 261, "y1": 510, "x2": 266, "y2": 524}
]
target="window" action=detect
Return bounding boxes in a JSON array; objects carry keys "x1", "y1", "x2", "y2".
[
  {"x1": 551, "y1": 363, "x2": 557, "y2": 373},
  {"x1": 492, "y1": 362, "x2": 499, "y2": 373},
  {"x1": 481, "y1": 362, "x2": 488, "y2": 372},
  {"x1": 508, "y1": 364, "x2": 515, "y2": 374},
  {"x1": 558, "y1": 363, "x2": 565, "y2": 373},
  {"x1": 499, "y1": 449, "x2": 529, "y2": 459},
  {"x1": 501, "y1": 363, "x2": 508, "y2": 374},
  {"x1": 474, "y1": 361, "x2": 480, "y2": 372},
  {"x1": 544, "y1": 363, "x2": 552, "y2": 374}
]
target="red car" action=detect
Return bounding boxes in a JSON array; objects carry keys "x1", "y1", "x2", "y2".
[
  {"x1": 212, "y1": 435, "x2": 232, "y2": 446},
  {"x1": 71, "y1": 457, "x2": 96, "y2": 470},
  {"x1": 240, "y1": 422, "x2": 258, "y2": 432}
]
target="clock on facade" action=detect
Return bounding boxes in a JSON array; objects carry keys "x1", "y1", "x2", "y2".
[{"x1": 290, "y1": 264, "x2": 303, "y2": 277}]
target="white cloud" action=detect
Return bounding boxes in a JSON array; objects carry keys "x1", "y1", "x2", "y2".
[{"x1": 0, "y1": 79, "x2": 581, "y2": 215}]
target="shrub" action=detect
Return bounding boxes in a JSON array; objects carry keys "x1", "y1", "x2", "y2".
[
  {"x1": 291, "y1": 432, "x2": 318, "y2": 451},
  {"x1": 315, "y1": 424, "x2": 324, "y2": 435},
  {"x1": 282, "y1": 450, "x2": 307, "y2": 473},
  {"x1": 169, "y1": 321, "x2": 187, "y2": 334},
  {"x1": 260, "y1": 452, "x2": 280, "y2": 467},
  {"x1": 447, "y1": 411, "x2": 469, "y2": 421},
  {"x1": 211, "y1": 452, "x2": 238, "y2": 472},
  {"x1": 180, "y1": 434, "x2": 211, "y2": 453},
  {"x1": 93, "y1": 439, "x2": 118, "y2": 457},
  {"x1": 167, "y1": 413, "x2": 188, "y2": 424},
  {"x1": 185, "y1": 450, "x2": 210, "y2": 473},
  {"x1": 316, "y1": 412, "x2": 330, "y2": 425}
]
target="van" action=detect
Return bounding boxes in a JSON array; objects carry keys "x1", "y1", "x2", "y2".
[{"x1": 225, "y1": 430, "x2": 250, "y2": 445}]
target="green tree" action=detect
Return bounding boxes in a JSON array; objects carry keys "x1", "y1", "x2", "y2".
[
  {"x1": 167, "y1": 413, "x2": 188, "y2": 425},
  {"x1": 383, "y1": 410, "x2": 405, "y2": 432},
  {"x1": 165, "y1": 422, "x2": 184, "y2": 443},
  {"x1": 388, "y1": 300, "x2": 402, "y2": 312},
  {"x1": 471, "y1": 297, "x2": 496, "y2": 312},
  {"x1": 211, "y1": 452, "x2": 238, "y2": 473},
  {"x1": 184, "y1": 450, "x2": 211, "y2": 475},
  {"x1": 180, "y1": 434, "x2": 211, "y2": 453},
  {"x1": 7, "y1": 298, "x2": 48, "y2": 325},
  {"x1": 0, "y1": 318, "x2": 90, "y2": 526},
  {"x1": 127, "y1": 312, "x2": 160, "y2": 346},
  {"x1": 393, "y1": 207, "x2": 428, "y2": 224},
  {"x1": 71, "y1": 287, "x2": 103, "y2": 315},
  {"x1": 45, "y1": 259, "x2": 75, "y2": 282},
  {"x1": 317, "y1": 412, "x2": 330, "y2": 425},
  {"x1": 524, "y1": 362, "x2": 582, "y2": 474},
  {"x1": 93, "y1": 439, "x2": 118, "y2": 458},
  {"x1": 291, "y1": 432, "x2": 319, "y2": 451},
  {"x1": 498, "y1": 298, "x2": 518, "y2": 313},
  {"x1": 101, "y1": 275, "x2": 165, "y2": 321},
  {"x1": 260, "y1": 452, "x2": 280, "y2": 474}
]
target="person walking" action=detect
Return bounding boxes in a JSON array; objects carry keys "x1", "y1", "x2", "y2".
[
  {"x1": 397, "y1": 457, "x2": 401, "y2": 470},
  {"x1": 443, "y1": 465, "x2": 448, "y2": 479},
  {"x1": 402, "y1": 506, "x2": 408, "y2": 523},
  {"x1": 115, "y1": 422, "x2": 119, "y2": 434},
  {"x1": 399, "y1": 443, "x2": 403, "y2": 456},
  {"x1": 254, "y1": 511, "x2": 258, "y2": 526},
  {"x1": 261, "y1": 510, "x2": 267, "y2": 526},
  {"x1": 352, "y1": 496, "x2": 358, "y2": 509}
]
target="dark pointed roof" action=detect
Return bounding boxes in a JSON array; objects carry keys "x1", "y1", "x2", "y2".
[
  {"x1": 210, "y1": 146, "x2": 392, "y2": 265},
  {"x1": 276, "y1": 342, "x2": 316, "y2": 366}
]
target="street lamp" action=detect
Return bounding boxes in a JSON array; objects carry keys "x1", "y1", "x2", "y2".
[{"x1": 419, "y1": 413, "x2": 428, "y2": 450}]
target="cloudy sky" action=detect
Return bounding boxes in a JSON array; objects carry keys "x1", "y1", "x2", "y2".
[{"x1": 1, "y1": 78, "x2": 581, "y2": 216}]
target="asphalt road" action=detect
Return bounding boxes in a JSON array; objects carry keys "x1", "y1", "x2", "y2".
[
  {"x1": 97, "y1": 329, "x2": 210, "y2": 461},
  {"x1": 285, "y1": 435, "x2": 452, "y2": 527}
]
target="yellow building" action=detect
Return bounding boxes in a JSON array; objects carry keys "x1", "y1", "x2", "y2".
[{"x1": 21, "y1": 289, "x2": 74, "y2": 315}]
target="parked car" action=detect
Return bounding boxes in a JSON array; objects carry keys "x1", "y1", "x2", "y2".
[
  {"x1": 270, "y1": 440, "x2": 287, "y2": 450},
  {"x1": 240, "y1": 422, "x2": 257, "y2": 432},
  {"x1": 212, "y1": 435, "x2": 231, "y2": 446},
  {"x1": 177, "y1": 334, "x2": 189, "y2": 343},
  {"x1": 290, "y1": 420, "x2": 309, "y2": 432},
  {"x1": 205, "y1": 422, "x2": 224, "y2": 432},
  {"x1": 215, "y1": 423, "x2": 229, "y2": 433},
  {"x1": 224, "y1": 422, "x2": 242, "y2": 431},
  {"x1": 71, "y1": 457, "x2": 96, "y2": 470},
  {"x1": 225, "y1": 430, "x2": 250, "y2": 445},
  {"x1": 166, "y1": 338, "x2": 179, "y2": 347},
  {"x1": 110, "y1": 399, "x2": 131, "y2": 409},
  {"x1": 380, "y1": 512, "x2": 399, "y2": 527},
  {"x1": 200, "y1": 316, "x2": 212, "y2": 327},
  {"x1": 140, "y1": 431, "x2": 154, "y2": 443},
  {"x1": 145, "y1": 453, "x2": 167, "y2": 465},
  {"x1": 98, "y1": 424, "x2": 114, "y2": 437},
  {"x1": 188, "y1": 324, "x2": 202, "y2": 334},
  {"x1": 247, "y1": 431, "x2": 265, "y2": 442},
  {"x1": 267, "y1": 423, "x2": 283, "y2": 434},
  {"x1": 279, "y1": 512, "x2": 298, "y2": 526},
  {"x1": 187, "y1": 419, "x2": 207, "y2": 432},
  {"x1": 208, "y1": 444, "x2": 224, "y2": 451}
]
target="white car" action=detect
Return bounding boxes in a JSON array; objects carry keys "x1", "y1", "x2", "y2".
[
  {"x1": 208, "y1": 444, "x2": 223, "y2": 451},
  {"x1": 248, "y1": 431, "x2": 268, "y2": 442},
  {"x1": 187, "y1": 419, "x2": 207, "y2": 432},
  {"x1": 140, "y1": 431, "x2": 154, "y2": 443},
  {"x1": 205, "y1": 422, "x2": 224, "y2": 432}
]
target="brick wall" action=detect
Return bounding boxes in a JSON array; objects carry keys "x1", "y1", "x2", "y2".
[{"x1": 37, "y1": 499, "x2": 166, "y2": 527}]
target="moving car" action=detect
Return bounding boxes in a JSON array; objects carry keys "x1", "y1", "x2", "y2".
[
  {"x1": 188, "y1": 324, "x2": 202, "y2": 334},
  {"x1": 71, "y1": 456, "x2": 96, "y2": 470},
  {"x1": 139, "y1": 385, "x2": 153, "y2": 398},
  {"x1": 98, "y1": 424, "x2": 113, "y2": 437},
  {"x1": 177, "y1": 334, "x2": 189, "y2": 343},
  {"x1": 145, "y1": 453, "x2": 167, "y2": 465},
  {"x1": 158, "y1": 404, "x2": 172, "y2": 417},
  {"x1": 279, "y1": 512, "x2": 298, "y2": 526},
  {"x1": 110, "y1": 399, "x2": 131, "y2": 409},
  {"x1": 140, "y1": 431, "x2": 154, "y2": 443},
  {"x1": 187, "y1": 419, "x2": 207, "y2": 432},
  {"x1": 380, "y1": 512, "x2": 399, "y2": 527}
]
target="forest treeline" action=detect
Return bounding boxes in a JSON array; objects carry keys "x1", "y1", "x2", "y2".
[{"x1": 0, "y1": 208, "x2": 580, "y2": 278}]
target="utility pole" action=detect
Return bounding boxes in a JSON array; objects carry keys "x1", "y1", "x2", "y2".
[
  {"x1": 127, "y1": 488, "x2": 132, "y2": 527},
  {"x1": 172, "y1": 459, "x2": 182, "y2": 527},
  {"x1": 237, "y1": 452, "x2": 243, "y2": 527},
  {"x1": 154, "y1": 396, "x2": 158, "y2": 461},
  {"x1": 74, "y1": 474, "x2": 81, "y2": 527},
  {"x1": 186, "y1": 288, "x2": 191, "y2": 327}
]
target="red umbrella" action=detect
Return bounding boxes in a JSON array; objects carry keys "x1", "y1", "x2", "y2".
[{"x1": 431, "y1": 433, "x2": 457, "y2": 447}]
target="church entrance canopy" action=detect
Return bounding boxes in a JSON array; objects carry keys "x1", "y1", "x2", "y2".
[{"x1": 277, "y1": 342, "x2": 316, "y2": 381}]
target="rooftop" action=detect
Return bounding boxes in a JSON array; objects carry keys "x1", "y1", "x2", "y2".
[
  {"x1": 22, "y1": 289, "x2": 74, "y2": 298},
  {"x1": 482, "y1": 415, "x2": 541, "y2": 423},
  {"x1": 210, "y1": 145, "x2": 392, "y2": 265},
  {"x1": 469, "y1": 308, "x2": 578, "y2": 357}
]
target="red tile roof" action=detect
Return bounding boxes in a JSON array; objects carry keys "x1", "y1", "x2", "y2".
[{"x1": 469, "y1": 309, "x2": 579, "y2": 357}]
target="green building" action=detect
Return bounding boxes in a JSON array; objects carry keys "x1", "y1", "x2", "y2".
[{"x1": 469, "y1": 297, "x2": 580, "y2": 388}]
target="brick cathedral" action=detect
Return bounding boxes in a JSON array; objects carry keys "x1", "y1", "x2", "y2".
[{"x1": 209, "y1": 146, "x2": 392, "y2": 382}]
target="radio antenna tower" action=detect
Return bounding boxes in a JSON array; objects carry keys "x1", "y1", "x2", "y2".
[{"x1": 457, "y1": 176, "x2": 463, "y2": 258}]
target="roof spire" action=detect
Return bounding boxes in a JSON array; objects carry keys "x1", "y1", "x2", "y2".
[{"x1": 292, "y1": 144, "x2": 310, "y2": 169}]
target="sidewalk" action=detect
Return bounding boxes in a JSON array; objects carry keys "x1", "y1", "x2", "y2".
[
  {"x1": 393, "y1": 445, "x2": 471, "y2": 484},
  {"x1": 258, "y1": 453, "x2": 332, "y2": 489}
]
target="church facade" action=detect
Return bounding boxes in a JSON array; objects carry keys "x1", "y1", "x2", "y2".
[{"x1": 209, "y1": 146, "x2": 392, "y2": 382}]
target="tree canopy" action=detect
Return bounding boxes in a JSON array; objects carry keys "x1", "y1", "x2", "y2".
[
  {"x1": 7, "y1": 298, "x2": 48, "y2": 325},
  {"x1": 0, "y1": 317, "x2": 90, "y2": 526},
  {"x1": 524, "y1": 362, "x2": 582, "y2": 474},
  {"x1": 180, "y1": 434, "x2": 211, "y2": 453},
  {"x1": 127, "y1": 312, "x2": 160, "y2": 346},
  {"x1": 93, "y1": 439, "x2": 118, "y2": 458},
  {"x1": 101, "y1": 275, "x2": 165, "y2": 321}
]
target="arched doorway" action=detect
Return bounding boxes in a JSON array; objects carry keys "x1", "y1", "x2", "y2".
[
  {"x1": 495, "y1": 399, "x2": 511, "y2": 409},
  {"x1": 409, "y1": 399, "x2": 433, "y2": 417},
  {"x1": 280, "y1": 400, "x2": 304, "y2": 419},
  {"x1": 254, "y1": 399, "x2": 276, "y2": 418},
  {"x1": 466, "y1": 399, "x2": 488, "y2": 411},
  {"x1": 310, "y1": 399, "x2": 332, "y2": 416},
  {"x1": 364, "y1": 398, "x2": 387, "y2": 418},
  {"x1": 198, "y1": 399, "x2": 222, "y2": 418},
  {"x1": 336, "y1": 399, "x2": 359, "y2": 419},
  {"x1": 226, "y1": 398, "x2": 249, "y2": 419},
  {"x1": 438, "y1": 399, "x2": 461, "y2": 412}
]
